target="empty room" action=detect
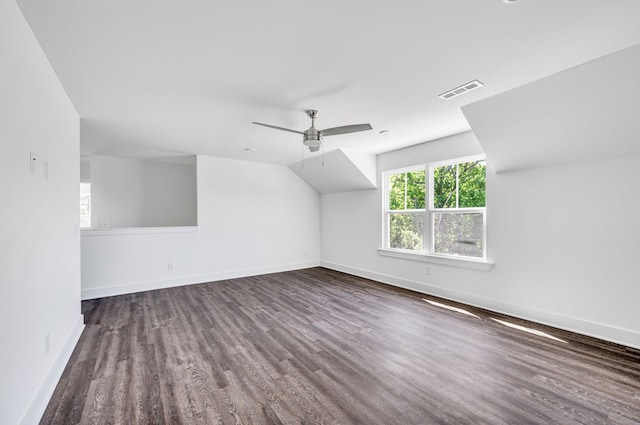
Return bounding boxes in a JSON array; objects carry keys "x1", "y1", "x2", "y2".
[{"x1": 2, "y1": 0, "x2": 640, "y2": 424}]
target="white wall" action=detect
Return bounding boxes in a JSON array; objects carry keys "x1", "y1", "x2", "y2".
[
  {"x1": 0, "y1": 1, "x2": 83, "y2": 424},
  {"x1": 321, "y1": 132, "x2": 640, "y2": 349},
  {"x1": 81, "y1": 155, "x2": 320, "y2": 299},
  {"x1": 463, "y1": 44, "x2": 640, "y2": 173},
  {"x1": 140, "y1": 158, "x2": 197, "y2": 226},
  {"x1": 90, "y1": 155, "x2": 197, "y2": 228}
]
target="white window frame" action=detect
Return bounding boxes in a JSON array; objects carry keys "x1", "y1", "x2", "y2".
[
  {"x1": 382, "y1": 155, "x2": 490, "y2": 267},
  {"x1": 383, "y1": 164, "x2": 427, "y2": 251}
]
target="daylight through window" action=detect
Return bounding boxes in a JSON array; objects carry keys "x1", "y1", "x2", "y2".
[
  {"x1": 384, "y1": 156, "x2": 486, "y2": 259},
  {"x1": 80, "y1": 182, "x2": 91, "y2": 228}
]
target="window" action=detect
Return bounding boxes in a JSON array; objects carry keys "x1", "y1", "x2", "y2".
[
  {"x1": 80, "y1": 182, "x2": 91, "y2": 228},
  {"x1": 387, "y1": 168, "x2": 426, "y2": 250},
  {"x1": 383, "y1": 156, "x2": 486, "y2": 259}
]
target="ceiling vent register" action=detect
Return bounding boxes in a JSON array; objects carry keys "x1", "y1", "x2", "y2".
[{"x1": 439, "y1": 79, "x2": 484, "y2": 100}]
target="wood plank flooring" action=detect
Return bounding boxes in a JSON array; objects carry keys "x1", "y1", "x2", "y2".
[{"x1": 41, "y1": 267, "x2": 640, "y2": 424}]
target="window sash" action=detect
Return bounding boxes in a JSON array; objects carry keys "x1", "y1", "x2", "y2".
[
  {"x1": 430, "y1": 209, "x2": 486, "y2": 259},
  {"x1": 384, "y1": 166, "x2": 426, "y2": 253},
  {"x1": 387, "y1": 212, "x2": 425, "y2": 251}
]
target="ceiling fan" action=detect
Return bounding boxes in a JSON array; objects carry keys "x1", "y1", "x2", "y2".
[{"x1": 252, "y1": 110, "x2": 372, "y2": 152}]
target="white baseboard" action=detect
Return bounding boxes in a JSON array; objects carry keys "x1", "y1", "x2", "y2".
[
  {"x1": 20, "y1": 314, "x2": 85, "y2": 425},
  {"x1": 321, "y1": 260, "x2": 640, "y2": 350},
  {"x1": 81, "y1": 260, "x2": 321, "y2": 300}
]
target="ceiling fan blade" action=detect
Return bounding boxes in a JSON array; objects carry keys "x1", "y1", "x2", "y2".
[
  {"x1": 252, "y1": 122, "x2": 304, "y2": 135},
  {"x1": 320, "y1": 123, "x2": 372, "y2": 137}
]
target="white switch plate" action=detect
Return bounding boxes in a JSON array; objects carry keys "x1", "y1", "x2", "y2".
[{"x1": 30, "y1": 151, "x2": 37, "y2": 173}]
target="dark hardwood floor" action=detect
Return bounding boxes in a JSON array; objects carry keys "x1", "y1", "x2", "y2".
[{"x1": 41, "y1": 267, "x2": 640, "y2": 424}]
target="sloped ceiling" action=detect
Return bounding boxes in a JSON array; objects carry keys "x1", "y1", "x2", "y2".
[
  {"x1": 289, "y1": 149, "x2": 376, "y2": 194},
  {"x1": 15, "y1": 0, "x2": 640, "y2": 165},
  {"x1": 462, "y1": 44, "x2": 640, "y2": 173}
]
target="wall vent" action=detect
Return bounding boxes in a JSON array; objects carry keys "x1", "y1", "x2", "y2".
[{"x1": 439, "y1": 79, "x2": 484, "y2": 100}]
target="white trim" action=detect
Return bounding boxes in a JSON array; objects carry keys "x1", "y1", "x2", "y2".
[
  {"x1": 385, "y1": 209, "x2": 426, "y2": 214},
  {"x1": 20, "y1": 315, "x2": 85, "y2": 425},
  {"x1": 382, "y1": 164, "x2": 425, "y2": 176},
  {"x1": 81, "y1": 226, "x2": 198, "y2": 237},
  {"x1": 428, "y1": 153, "x2": 486, "y2": 169},
  {"x1": 320, "y1": 261, "x2": 640, "y2": 350},
  {"x1": 81, "y1": 260, "x2": 320, "y2": 300},
  {"x1": 431, "y1": 207, "x2": 485, "y2": 213},
  {"x1": 378, "y1": 248, "x2": 494, "y2": 270}
]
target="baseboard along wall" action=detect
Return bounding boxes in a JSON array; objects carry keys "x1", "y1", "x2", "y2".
[
  {"x1": 81, "y1": 260, "x2": 321, "y2": 300},
  {"x1": 20, "y1": 315, "x2": 85, "y2": 425},
  {"x1": 320, "y1": 260, "x2": 640, "y2": 351}
]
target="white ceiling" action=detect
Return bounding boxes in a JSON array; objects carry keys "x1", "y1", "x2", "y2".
[
  {"x1": 16, "y1": 0, "x2": 640, "y2": 165},
  {"x1": 289, "y1": 149, "x2": 377, "y2": 194}
]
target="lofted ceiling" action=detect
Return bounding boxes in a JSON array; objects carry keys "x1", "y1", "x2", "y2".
[{"x1": 15, "y1": 0, "x2": 640, "y2": 165}]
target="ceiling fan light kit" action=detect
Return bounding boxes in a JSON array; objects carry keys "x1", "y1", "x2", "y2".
[{"x1": 252, "y1": 109, "x2": 372, "y2": 153}]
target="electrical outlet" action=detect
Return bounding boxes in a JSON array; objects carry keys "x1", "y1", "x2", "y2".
[
  {"x1": 425, "y1": 266, "x2": 431, "y2": 276},
  {"x1": 168, "y1": 262, "x2": 175, "y2": 271},
  {"x1": 45, "y1": 333, "x2": 50, "y2": 354}
]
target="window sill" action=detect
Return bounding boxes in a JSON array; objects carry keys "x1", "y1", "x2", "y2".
[
  {"x1": 377, "y1": 248, "x2": 494, "y2": 271},
  {"x1": 81, "y1": 226, "x2": 198, "y2": 237}
]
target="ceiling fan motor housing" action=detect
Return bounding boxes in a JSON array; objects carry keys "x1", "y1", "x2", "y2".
[{"x1": 303, "y1": 127, "x2": 322, "y2": 148}]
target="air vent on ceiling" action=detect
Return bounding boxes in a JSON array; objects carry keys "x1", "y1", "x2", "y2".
[{"x1": 438, "y1": 79, "x2": 484, "y2": 100}]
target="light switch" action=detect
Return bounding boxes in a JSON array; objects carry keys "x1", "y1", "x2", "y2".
[{"x1": 30, "y1": 151, "x2": 37, "y2": 173}]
